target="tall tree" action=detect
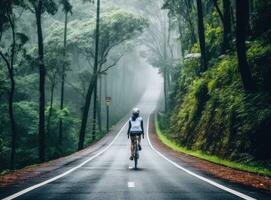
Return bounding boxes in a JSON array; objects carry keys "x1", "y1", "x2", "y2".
[
  {"x1": 235, "y1": 0, "x2": 255, "y2": 91},
  {"x1": 36, "y1": 0, "x2": 46, "y2": 162},
  {"x1": 0, "y1": 1, "x2": 17, "y2": 169},
  {"x1": 97, "y1": 75, "x2": 102, "y2": 133},
  {"x1": 141, "y1": 1, "x2": 178, "y2": 112},
  {"x1": 196, "y1": 0, "x2": 207, "y2": 71},
  {"x1": 183, "y1": 0, "x2": 197, "y2": 45},
  {"x1": 59, "y1": 0, "x2": 72, "y2": 145},
  {"x1": 163, "y1": 0, "x2": 197, "y2": 54},
  {"x1": 223, "y1": 0, "x2": 231, "y2": 51},
  {"x1": 212, "y1": 0, "x2": 232, "y2": 52},
  {"x1": 45, "y1": 50, "x2": 61, "y2": 137},
  {"x1": 77, "y1": 10, "x2": 147, "y2": 150},
  {"x1": 91, "y1": 0, "x2": 101, "y2": 141},
  {"x1": 78, "y1": 0, "x2": 101, "y2": 150},
  {"x1": 17, "y1": 0, "x2": 58, "y2": 162}
]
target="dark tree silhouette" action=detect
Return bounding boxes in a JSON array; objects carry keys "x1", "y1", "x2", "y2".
[
  {"x1": 196, "y1": 0, "x2": 207, "y2": 71},
  {"x1": 59, "y1": 0, "x2": 72, "y2": 145},
  {"x1": 35, "y1": 0, "x2": 46, "y2": 162},
  {"x1": 223, "y1": 0, "x2": 231, "y2": 51},
  {"x1": 0, "y1": 1, "x2": 17, "y2": 170},
  {"x1": 79, "y1": 0, "x2": 101, "y2": 150},
  {"x1": 236, "y1": 0, "x2": 255, "y2": 91}
]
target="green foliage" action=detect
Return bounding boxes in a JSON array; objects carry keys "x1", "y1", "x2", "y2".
[
  {"x1": 156, "y1": 115, "x2": 271, "y2": 176},
  {"x1": 46, "y1": 9, "x2": 148, "y2": 58},
  {"x1": 45, "y1": 106, "x2": 79, "y2": 159},
  {"x1": 205, "y1": 22, "x2": 223, "y2": 59},
  {"x1": 247, "y1": 40, "x2": 271, "y2": 91},
  {"x1": 166, "y1": 47, "x2": 271, "y2": 165},
  {"x1": 191, "y1": 20, "x2": 223, "y2": 60},
  {"x1": 0, "y1": 101, "x2": 39, "y2": 168},
  {"x1": 158, "y1": 0, "x2": 271, "y2": 172},
  {"x1": 0, "y1": 1, "x2": 148, "y2": 173}
]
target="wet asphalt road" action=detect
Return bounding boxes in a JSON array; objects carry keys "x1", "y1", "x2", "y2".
[{"x1": 2, "y1": 70, "x2": 270, "y2": 200}]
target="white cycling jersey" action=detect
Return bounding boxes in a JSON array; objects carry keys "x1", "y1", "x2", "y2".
[{"x1": 129, "y1": 117, "x2": 143, "y2": 132}]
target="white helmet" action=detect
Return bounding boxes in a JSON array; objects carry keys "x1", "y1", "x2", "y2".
[{"x1": 132, "y1": 107, "x2": 140, "y2": 115}]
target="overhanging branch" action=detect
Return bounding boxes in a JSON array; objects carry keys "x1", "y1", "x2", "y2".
[{"x1": 99, "y1": 54, "x2": 124, "y2": 74}]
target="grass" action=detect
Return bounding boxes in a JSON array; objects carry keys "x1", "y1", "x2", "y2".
[{"x1": 155, "y1": 115, "x2": 271, "y2": 177}]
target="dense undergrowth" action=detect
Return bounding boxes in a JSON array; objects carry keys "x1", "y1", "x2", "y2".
[
  {"x1": 156, "y1": 116, "x2": 271, "y2": 176},
  {"x1": 159, "y1": 38, "x2": 271, "y2": 171}
]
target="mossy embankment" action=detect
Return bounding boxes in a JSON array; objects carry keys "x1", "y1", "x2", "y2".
[{"x1": 158, "y1": 40, "x2": 271, "y2": 176}]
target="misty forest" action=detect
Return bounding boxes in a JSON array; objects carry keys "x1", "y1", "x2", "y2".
[{"x1": 0, "y1": 0, "x2": 271, "y2": 177}]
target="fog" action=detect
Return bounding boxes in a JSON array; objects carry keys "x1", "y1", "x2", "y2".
[
  {"x1": 57, "y1": 0, "x2": 179, "y2": 129},
  {"x1": 0, "y1": 0, "x2": 178, "y2": 168}
]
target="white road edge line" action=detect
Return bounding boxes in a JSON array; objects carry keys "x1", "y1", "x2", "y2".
[
  {"x1": 146, "y1": 115, "x2": 257, "y2": 200},
  {"x1": 2, "y1": 121, "x2": 128, "y2": 200}
]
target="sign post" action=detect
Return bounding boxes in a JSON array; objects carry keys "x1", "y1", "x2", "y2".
[{"x1": 105, "y1": 96, "x2": 112, "y2": 131}]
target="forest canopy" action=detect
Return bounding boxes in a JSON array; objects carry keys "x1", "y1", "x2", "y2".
[{"x1": 0, "y1": 0, "x2": 149, "y2": 171}]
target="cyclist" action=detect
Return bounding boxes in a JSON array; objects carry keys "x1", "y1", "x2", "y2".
[{"x1": 127, "y1": 108, "x2": 144, "y2": 160}]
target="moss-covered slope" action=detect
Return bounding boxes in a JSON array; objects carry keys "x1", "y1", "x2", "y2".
[{"x1": 163, "y1": 40, "x2": 271, "y2": 165}]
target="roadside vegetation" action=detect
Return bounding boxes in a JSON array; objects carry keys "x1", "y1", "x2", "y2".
[
  {"x1": 0, "y1": 0, "x2": 150, "y2": 172},
  {"x1": 158, "y1": 0, "x2": 271, "y2": 175},
  {"x1": 156, "y1": 116, "x2": 271, "y2": 177}
]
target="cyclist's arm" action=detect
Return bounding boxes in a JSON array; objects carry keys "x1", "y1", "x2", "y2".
[
  {"x1": 141, "y1": 119, "x2": 144, "y2": 138},
  {"x1": 127, "y1": 120, "x2": 131, "y2": 138}
]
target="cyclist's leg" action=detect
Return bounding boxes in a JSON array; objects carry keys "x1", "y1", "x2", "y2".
[
  {"x1": 138, "y1": 133, "x2": 142, "y2": 150},
  {"x1": 130, "y1": 135, "x2": 135, "y2": 160}
]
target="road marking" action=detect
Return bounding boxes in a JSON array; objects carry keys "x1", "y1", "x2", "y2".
[
  {"x1": 128, "y1": 182, "x2": 135, "y2": 188},
  {"x1": 146, "y1": 115, "x2": 257, "y2": 200},
  {"x1": 3, "y1": 121, "x2": 128, "y2": 200}
]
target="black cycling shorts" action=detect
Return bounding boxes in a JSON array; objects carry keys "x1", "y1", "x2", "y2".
[{"x1": 129, "y1": 132, "x2": 142, "y2": 137}]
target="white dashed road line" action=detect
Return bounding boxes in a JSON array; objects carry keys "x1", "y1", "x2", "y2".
[{"x1": 128, "y1": 182, "x2": 135, "y2": 188}]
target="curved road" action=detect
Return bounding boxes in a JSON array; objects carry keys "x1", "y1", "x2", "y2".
[{"x1": 2, "y1": 69, "x2": 270, "y2": 200}]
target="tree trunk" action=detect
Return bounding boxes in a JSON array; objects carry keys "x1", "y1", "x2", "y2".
[
  {"x1": 9, "y1": 75, "x2": 16, "y2": 169},
  {"x1": 58, "y1": 11, "x2": 68, "y2": 145},
  {"x1": 212, "y1": 0, "x2": 231, "y2": 52},
  {"x1": 91, "y1": 0, "x2": 101, "y2": 141},
  {"x1": 212, "y1": 0, "x2": 224, "y2": 23},
  {"x1": 223, "y1": 0, "x2": 231, "y2": 51},
  {"x1": 0, "y1": 49, "x2": 17, "y2": 170},
  {"x1": 47, "y1": 79, "x2": 55, "y2": 135},
  {"x1": 92, "y1": 80, "x2": 97, "y2": 141},
  {"x1": 236, "y1": 0, "x2": 255, "y2": 91},
  {"x1": 78, "y1": 76, "x2": 96, "y2": 150},
  {"x1": 36, "y1": 0, "x2": 46, "y2": 162},
  {"x1": 97, "y1": 75, "x2": 102, "y2": 133},
  {"x1": 104, "y1": 74, "x2": 109, "y2": 131},
  {"x1": 78, "y1": 0, "x2": 100, "y2": 150},
  {"x1": 184, "y1": 0, "x2": 197, "y2": 46},
  {"x1": 163, "y1": 68, "x2": 168, "y2": 112},
  {"x1": 196, "y1": 0, "x2": 207, "y2": 71},
  {"x1": 7, "y1": 14, "x2": 17, "y2": 170},
  {"x1": 176, "y1": 16, "x2": 184, "y2": 58}
]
